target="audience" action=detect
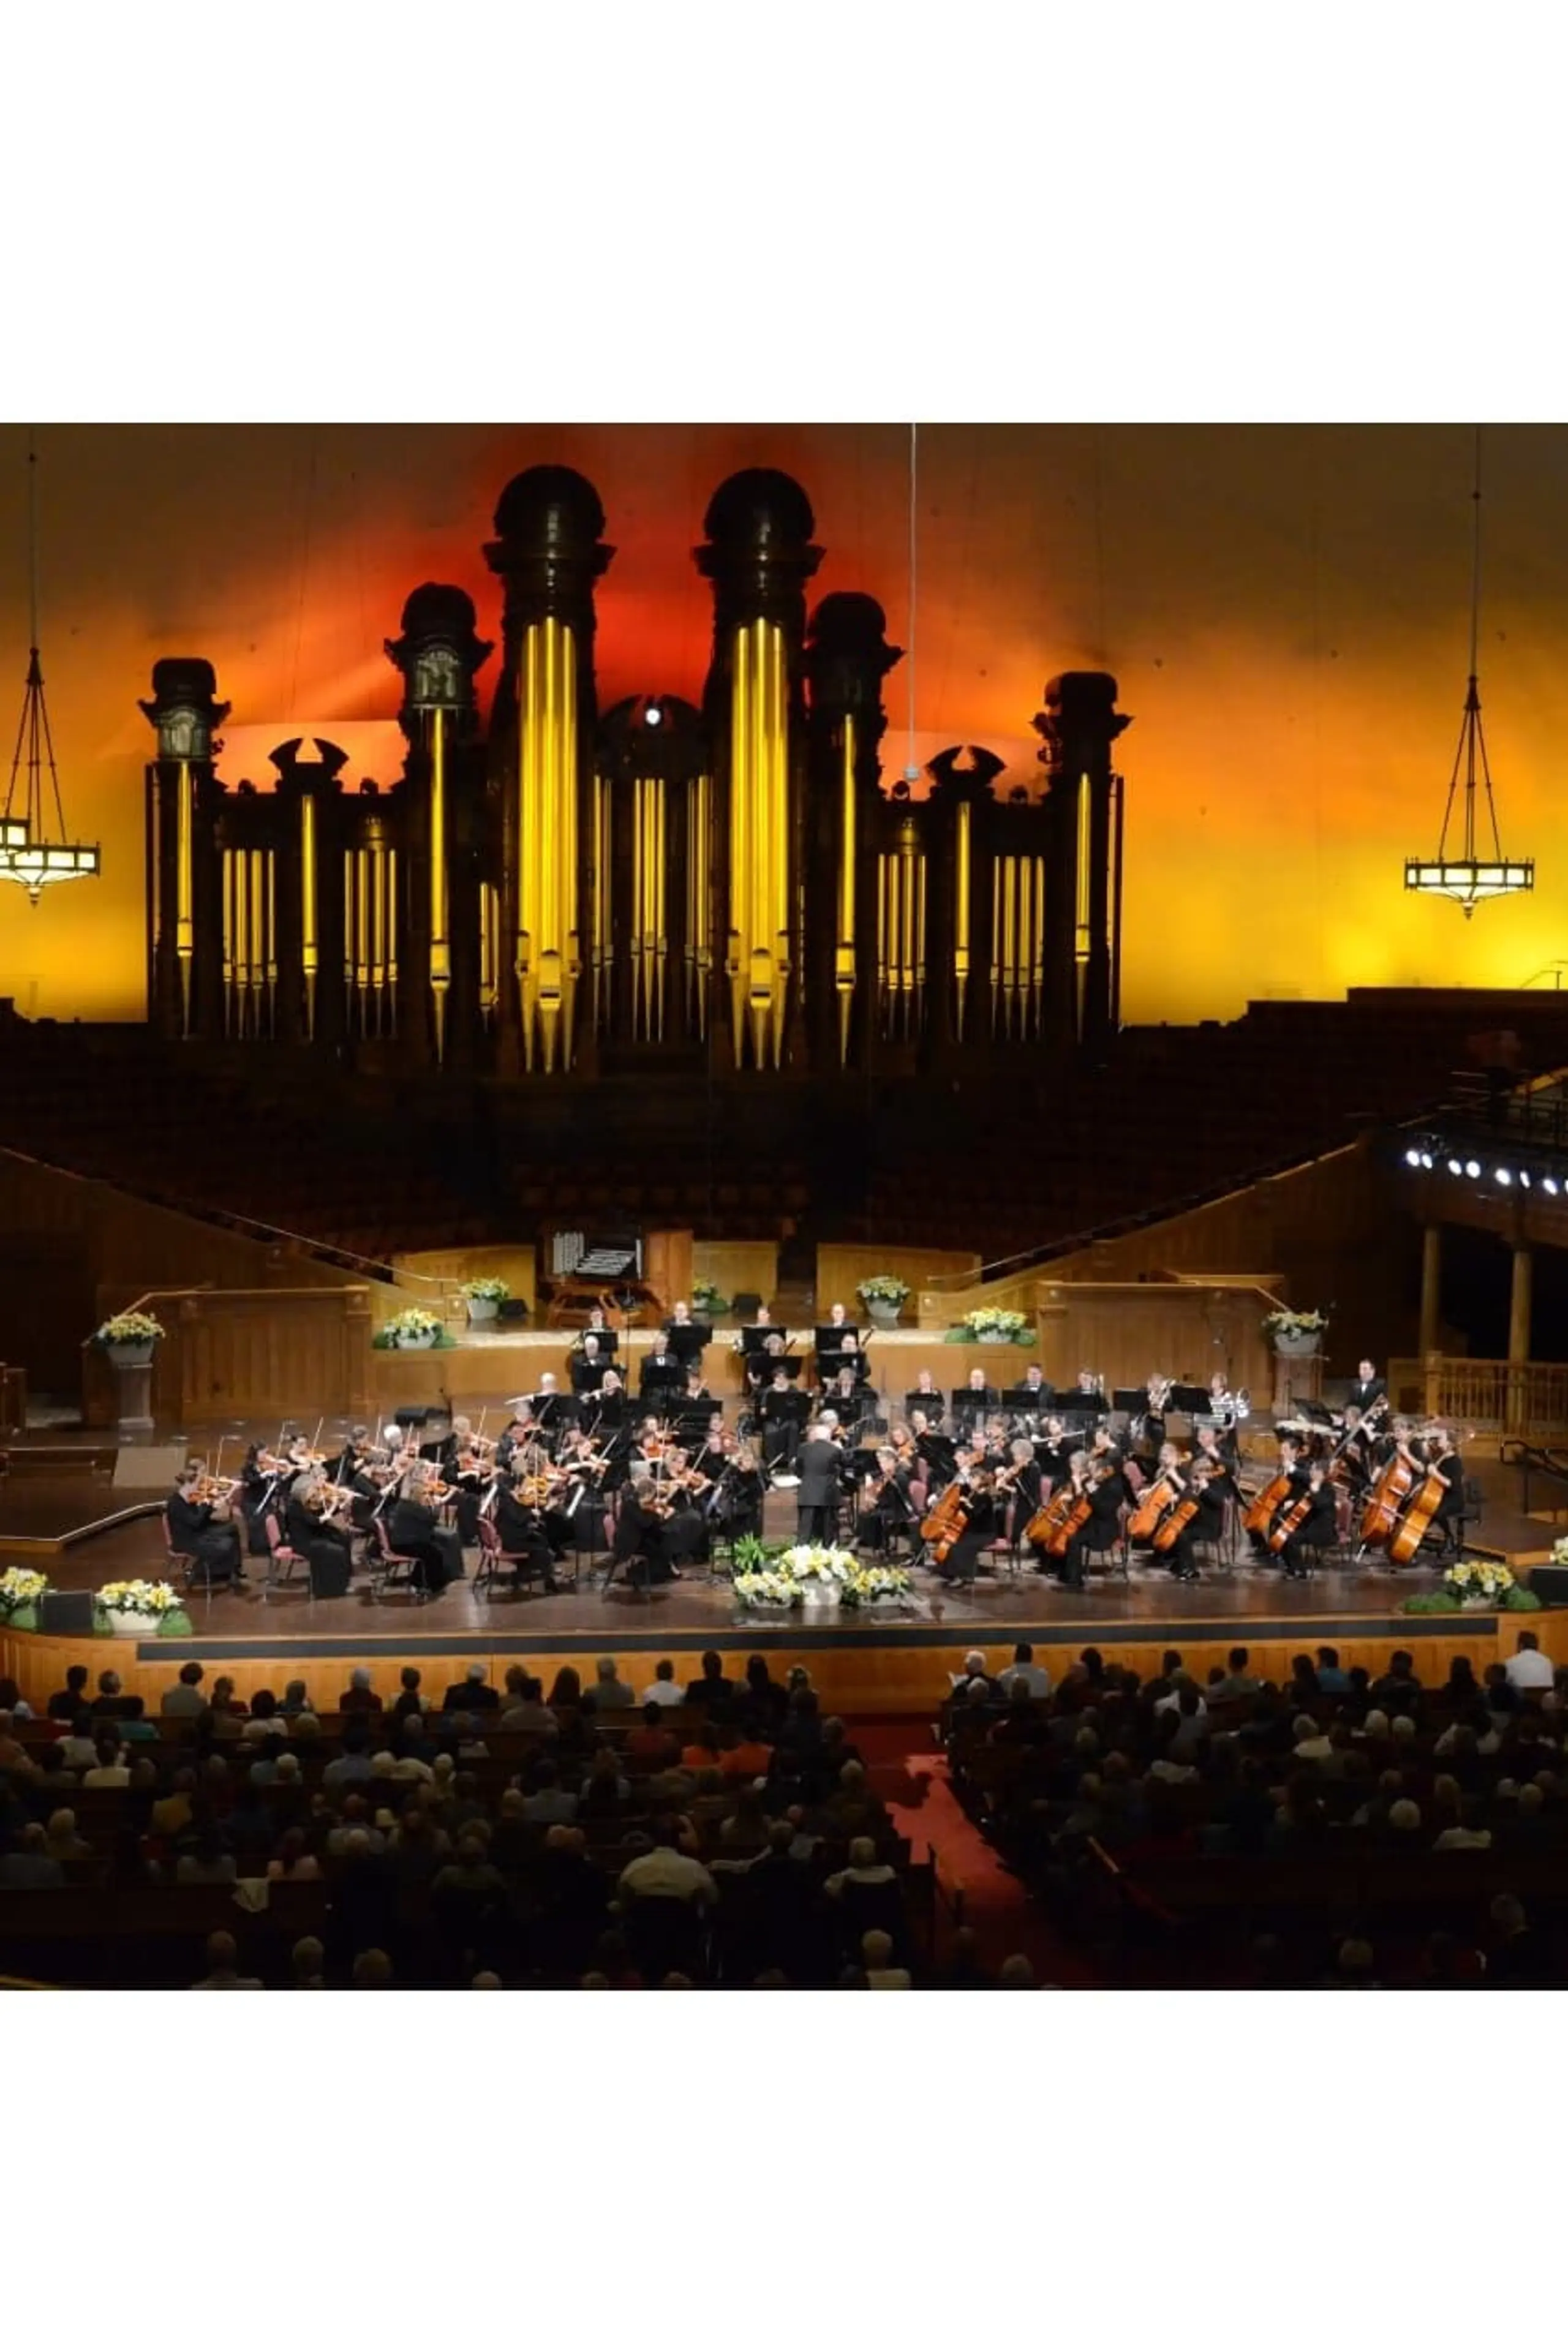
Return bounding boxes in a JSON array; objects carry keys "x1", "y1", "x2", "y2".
[{"x1": 4, "y1": 1635, "x2": 1566, "y2": 1988}]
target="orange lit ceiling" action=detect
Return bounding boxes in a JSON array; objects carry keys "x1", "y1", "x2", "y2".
[{"x1": 1, "y1": 421, "x2": 1565, "y2": 1023}]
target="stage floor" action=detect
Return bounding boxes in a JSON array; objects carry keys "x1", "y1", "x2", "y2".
[{"x1": 2, "y1": 1431, "x2": 1559, "y2": 1673}]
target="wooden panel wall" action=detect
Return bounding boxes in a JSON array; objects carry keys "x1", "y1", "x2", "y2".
[
  {"x1": 643, "y1": 1230, "x2": 695, "y2": 1313},
  {"x1": 1030, "y1": 1281, "x2": 1277, "y2": 1403},
  {"x1": 392, "y1": 1245, "x2": 538, "y2": 1316},
  {"x1": 83, "y1": 1287, "x2": 374, "y2": 1428},
  {"x1": 921, "y1": 1140, "x2": 1410, "y2": 1377},
  {"x1": 816, "y1": 1245, "x2": 980, "y2": 1315},
  {"x1": 691, "y1": 1241, "x2": 780, "y2": 1313},
  {"x1": 2, "y1": 1621, "x2": 1555, "y2": 1724}
]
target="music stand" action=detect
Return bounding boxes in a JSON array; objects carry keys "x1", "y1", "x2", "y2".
[
  {"x1": 1111, "y1": 1389, "x2": 1147, "y2": 1417},
  {"x1": 1002, "y1": 1387, "x2": 1052, "y2": 1412},
  {"x1": 571, "y1": 1329, "x2": 619, "y2": 1357},
  {"x1": 666, "y1": 1324, "x2": 710, "y2": 1365},
  {"x1": 533, "y1": 1393, "x2": 578, "y2": 1433},
  {"x1": 740, "y1": 1325, "x2": 778, "y2": 1355},
  {"x1": 1292, "y1": 1396, "x2": 1336, "y2": 1428},
  {"x1": 1170, "y1": 1385, "x2": 1210, "y2": 1415},
  {"x1": 1066, "y1": 1390, "x2": 1109, "y2": 1418},
  {"x1": 393, "y1": 1406, "x2": 435, "y2": 1431}
]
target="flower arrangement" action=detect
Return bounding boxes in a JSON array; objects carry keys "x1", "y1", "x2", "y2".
[
  {"x1": 458, "y1": 1276, "x2": 510, "y2": 1303},
  {"x1": 99, "y1": 1578, "x2": 180, "y2": 1618},
  {"x1": 374, "y1": 1306, "x2": 447, "y2": 1349},
  {"x1": 1444, "y1": 1558, "x2": 1514, "y2": 1604},
  {"x1": 1262, "y1": 1308, "x2": 1327, "y2": 1338},
  {"x1": 692, "y1": 1280, "x2": 729, "y2": 1317},
  {"x1": 778, "y1": 1542, "x2": 861, "y2": 1584},
  {"x1": 734, "y1": 1566, "x2": 809, "y2": 1609},
  {"x1": 956, "y1": 1308, "x2": 1032, "y2": 1344},
  {"x1": 1551, "y1": 1536, "x2": 1568, "y2": 1566},
  {"x1": 0, "y1": 1566, "x2": 49, "y2": 1619},
  {"x1": 858, "y1": 1275, "x2": 911, "y2": 1305},
  {"x1": 96, "y1": 1311, "x2": 166, "y2": 1346},
  {"x1": 837, "y1": 1562, "x2": 913, "y2": 1608}
]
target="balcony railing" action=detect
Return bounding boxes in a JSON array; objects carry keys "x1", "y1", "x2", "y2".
[{"x1": 1387, "y1": 1354, "x2": 1568, "y2": 1445}]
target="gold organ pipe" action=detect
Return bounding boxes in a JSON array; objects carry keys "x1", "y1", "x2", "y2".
[
  {"x1": 175, "y1": 758, "x2": 194, "y2": 1036},
  {"x1": 955, "y1": 799, "x2": 972, "y2": 1043},
  {"x1": 480, "y1": 882, "x2": 499, "y2": 1020},
  {"x1": 515, "y1": 616, "x2": 579, "y2": 1071},
  {"x1": 1074, "y1": 772, "x2": 1092, "y2": 967},
  {"x1": 726, "y1": 617, "x2": 790, "y2": 1068},
  {"x1": 835, "y1": 717, "x2": 856, "y2": 1064}
]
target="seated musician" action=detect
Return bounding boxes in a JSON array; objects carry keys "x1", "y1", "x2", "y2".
[
  {"x1": 856, "y1": 1446, "x2": 914, "y2": 1554},
  {"x1": 820, "y1": 1362, "x2": 868, "y2": 1423},
  {"x1": 1017, "y1": 1364, "x2": 1053, "y2": 1405},
  {"x1": 1004, "y1": 1436, "x2": 1043, "y2": 1544},
  {"x1": 682, "y1": 1366, "x2": 713, "y2": 1408},
  {"x1": 595, "y1": 1367, "x2": 627, "y2": 1417},
  {"x1": 1134, "y1": 1441, "x2": 1208, "y2": 1585},
  {"x1": 640, "y1": 1330, "x2": 684, "y2": 1395},
  {"x1": 711, "y1": 1434, "x2": 766, "y2": 1539},
  {"x1": 388, "y1": 1468, "x2": 462, "y2": 1595},
  {"x1": 571, "y1": 1335, "x2": 608, "y2": 1394},
  {"x1": 285, "y1": 1468, "x2": 356, "y2": 1599},
  {"x1": 168, "y1": 1463, "x2": 246, "y2": 1589},
  {"x1": 434, "y1": 1416, "x2": 492, "y2": 1545},
  {"x1": 1034, "y1": 1414, "x2": 1071, "y2": 1492},
  {"x1": 956, "y1": 1367, "x2": 998, "y2": 1431},
  {"x1": 655, "y1": 1447, "x2": 710, "y2": 1566},
  {"x1": 1419, "y1": 1425, "x2": 1466, "y2": 1553},
  {"x1": 932, "y1": 1444, "x2": 1000, "y2": 1586},
  {"x1": 614, "y1": 1473, "x2": 678, "y2": 1586},
  {"x1": 238, "y1": 1441, "x2": 281, "y2": 1558},
  {"x1": 761, "y1": 1368, "x2": 805, "y2": 1474},
  {"x1": 1277, "y1": 1459, "x2": 1336, "y2": 1581},
  {"x1": 1249, "y1": 1436, "x2": 1302, "y2": 1561},
  {"x1": 909, "y1": 1368, "x2": 943, "y2": 1406},
  {"x1": 1073, "y1": 1368, "x2": 1104, "y2": 1402},
  {"x1": 1057, "y1": 1448, "x2": 1129, "y2": 1591},
  {"x1": 745, "y1": 1328, "x2": 788, "y2": 1393},
  {"x1": 327, "y1": 1425, "x2": 372, "y2": 1487},
  {"x1": 493, "y1": 1474, "x2": 560, "y2": 1593}
]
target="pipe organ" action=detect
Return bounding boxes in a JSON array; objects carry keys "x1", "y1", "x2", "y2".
[{"x1": 143, "y1": 467, "x2": 1128, "y2": 1075}]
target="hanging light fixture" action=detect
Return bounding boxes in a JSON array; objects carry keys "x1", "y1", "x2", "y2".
[
  {"x1": 1404, "y1": 426, "x2": 1532, "y2": 917},
  {"x1": 0, "y1": 435, "x2": 101, "y2": 902}
]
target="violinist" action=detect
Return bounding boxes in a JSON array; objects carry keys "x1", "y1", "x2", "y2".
[
  {"x1": 1034, "y1": 1414, "x2": 1072, "y2": 1491},
  {"x1": 238, "y1": 1441, "x2": 282, "y2": 1559},
  {"x1": 388, "y1": 1467, "x2": 462, "y2": 1595},
  {"x1": 650, "y1": 1448, "x2": 710, "y2": 1567},
  {"x1": 494, "y1": 1473, "x2": 560, "y2": 1594},
  {"x1": 326, "y1": 1425, "x2": 372, "y2": 1487},
  {"x1": 857, "y1": 1444, "x2": 914, "y2": 1554},
  {"x1": 495, "y1": 1408, "x2": 536, "y2": 1472},
  {"x1": 571, "y1": 1334, "x2": 609, "y2": 1395},
  {"x1": 287, "y1": 1468, "x2": 356, "y2": 1599},
  {"x1": 710, "y1": 1431, "x2": 766, "y2": 1539},
  {"x1": 682, "y1": 1365, "x2": 714, "y2": 1409},
  {"x1": 168, "y1": 1461, "x2": 246, "y2": 1589},
  {"x1": 435, "y1": 1416, "x2": 492, "y2": 1545},
  {"x1": 613, "y1": 1474, "x2": 677, "y2": 1586}
]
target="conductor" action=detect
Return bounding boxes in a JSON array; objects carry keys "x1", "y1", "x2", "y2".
[{"x1": 795, "y1": 1420, "x2": 843, "y2": 1544}]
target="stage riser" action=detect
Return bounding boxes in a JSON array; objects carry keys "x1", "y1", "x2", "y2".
[{"x1": 4, "y1": 1621, "x2": 1559, "y2": 1721}]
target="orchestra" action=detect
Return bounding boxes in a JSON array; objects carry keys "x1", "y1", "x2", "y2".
[{"x1": 161, "y1": 1324, "x2": 1466, "y2": 1610}]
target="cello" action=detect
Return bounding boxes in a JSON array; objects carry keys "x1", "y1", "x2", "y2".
[
  {"x1": 1384, "y1": 1433, "x2": 1450, "y2": 1565},
  {"x1": 920, "y1": 1480, "x2": 971, "y2": 1566},
  {"x1": 1129, "y1": 1461, "x2": 1185, "y2": 1544},
  {"x1": 1152, "y1": 1460, "x2": 1226, "y2": 1554}
]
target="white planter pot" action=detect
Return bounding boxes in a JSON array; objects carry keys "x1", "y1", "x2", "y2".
[
  {"x1": 864, "y1": 1299, "x2": 903, "y2": 1330},
  {"x1": 106, "y1": 1341, "x2": 156, "y2": 1369},
  {"x1": 1272, "y1": 1330, "x2": 1321, "y2": 1359},
  {"x1": 397, "y1": 1332, "x2": 437, "y2": 1351},
  {"x1": 465, "y1": 1297, "x2": 500, "y2": 1324},
  {"x1": 104, "y1": 1608, "x2": 159, "y2": 1637},
  {"x1": 802, "y1": 1586, "x2": 840, "y2": 1614}
]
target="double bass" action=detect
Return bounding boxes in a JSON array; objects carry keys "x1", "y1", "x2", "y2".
[{"x1": 1384, "y1": 1434, "x2": 1450, "y2": 1565}]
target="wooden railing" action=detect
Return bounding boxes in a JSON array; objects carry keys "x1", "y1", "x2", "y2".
[{"x1": 1387, "y1": 1354, "x2": 1568, "y2": 1445}]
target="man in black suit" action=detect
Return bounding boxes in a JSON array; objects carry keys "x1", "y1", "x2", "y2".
[
  {"x1": 954, "y1": 1369, "x2": 998, "y2": 1435},
  {"x1": 1348, "y1": 1358, "x2": 1387, "y2": 1414},
  {"x1": 1019, "y1": 1365, "x2": 1052, "y2": 1404},
  {"x1": 640, "y1": 1331, "x2": 684, "y2": 1397},
  {"x1": 388, "y1": 1471, "x2": 462, "y2": 1594},
  {"x1": 571, "y1": 1335, "x2": 609, "y2": 1395},
  {"x1": 167, "y1": 1467, "x2": 245, "y2": 1588},
  {"x1": 795, "y1": 1421, "x2": 843, "y2": 1544}
]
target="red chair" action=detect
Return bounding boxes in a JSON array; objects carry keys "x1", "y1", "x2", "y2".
[
  {"x1": 262, "y1": 1510, "x2": 310, "y2": 1603},
  {"x1": 162, "y1": 1512, "x2": 201, "y2": 1592},
  {"x1": 369, "y1": 1516, "x2": 424, "y2": 1604}
]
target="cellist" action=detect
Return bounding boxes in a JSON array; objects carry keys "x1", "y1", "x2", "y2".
[{"x1": 1057, "y1": 1447, "x2": 1129, "y2": 1591}]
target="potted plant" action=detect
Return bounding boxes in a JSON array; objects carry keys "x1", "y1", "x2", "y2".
[
  {"x1": 458, "y1": 1276, "x2": 509, "y2": 1325},
  {"x1": 0, "y1": 1566, "x2": 50, "y2": 1631},
  {"x1": 95, "y1": 1310, "x2": 166, "y2": 1369},
  {"x1": 377, "y1": 1307, "x2": 444, "y2": 1352},
  {"x1": 97, "y1": 1578, "x2": 186, "y2": 1637},
  {"x1": 956, "y1": 1307, "x2": 1032, "y2": 1344},
  {"x1": 692, "y1": 1279, "x2": 729, "y2": 1321},
  {"x1": 1263, "y1": 1307, "x2": 1326, "y2": 1359},
  {"x1": 857, "y1": 1274, "x2": 911, "y2": 1331}
]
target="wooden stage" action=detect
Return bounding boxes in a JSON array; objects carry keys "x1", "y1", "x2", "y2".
[{"x1": 4, "y1": 1433, "x2": 1567, "y2": 1717}]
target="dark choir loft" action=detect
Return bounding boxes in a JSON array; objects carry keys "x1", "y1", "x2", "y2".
[{"x1": 141, "y1": 465, "x2": 1126, "y2": 1080}]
